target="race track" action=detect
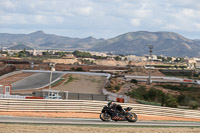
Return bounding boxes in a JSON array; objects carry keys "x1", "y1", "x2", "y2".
[
  {"x1": 11, "y1": 73, "x2": 63, "y2": 90},
  {"x1": 0, "y1": 116, "x2": 200, "y2": 127}
]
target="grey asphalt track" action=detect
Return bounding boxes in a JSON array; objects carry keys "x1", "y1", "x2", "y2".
[
  {"x1": 0, "y1": 116, "x2": 200, "y2": 127},
  {"x1": 10, "y1": 70, "x2": 111, "y2": 90},
  {"x1": 11, "y1": 72, "x2": 63, "y2": 90}
]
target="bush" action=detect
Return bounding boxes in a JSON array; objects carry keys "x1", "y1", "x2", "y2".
[
  {"x1": 71, "y1": 67, "x2": 83, "y2": 71},
  {"x1": 130, "y1": 79, "x2": 138, "y2": 84},
  {"x1": 159, "y1": 84, "x2": 200, "y2": 92},
  {"x1": 75, "y1": 67, "x2": 83, "y2": 71},
  {"x1": 128, "y1": 87, "x2": 166, "y2": 103},
  {"x1": 163, "y1": 94, "x2": 178, "y2": 108},
  {"x1": 178, "y1": 94, "x2": 191, "y2": 106},
  {"x1": 128, "y1": 86, "x2": 179, "y2": 108},
  {"x1": 114, "y1": 85, "x2": 120, "y2": 91},
  {"x1": 189, "y1": 101, "x2": 199, "y2": 109},
  {"x1": 127, "y1": 86, "x2": 147, "y2": 100},
  {"x1": 145, "y1": 88, "x2": 165, "y2": 102}
]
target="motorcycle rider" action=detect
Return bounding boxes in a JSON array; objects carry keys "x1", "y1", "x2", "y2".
[{"x1": 107, "y1": 101, "x2": 124, "y2": 115}]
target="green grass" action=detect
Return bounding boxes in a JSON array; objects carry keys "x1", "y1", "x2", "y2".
[
  {"x1": 64, "y1": 75, "x2": 75, "y2": 84},
  {"x1": 51, "y1": 78, "x2": 65, "y2": 87},
  {"x1": 136, "y1": 100, "x2": 162, "y2": 106}
]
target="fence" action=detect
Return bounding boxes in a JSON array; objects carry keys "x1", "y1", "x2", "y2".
[
  {"x1": 0, "y1": 98, "x2": 200, "y2": 119},
  {"x1": 33, "y1": 91, "x2": 108, "y2": 101},
  {"x1": 0, "y1": 94, "x2": 26, "y2": 99},
  {"x1": 102, "y1": 75, "x2": 130, "y2": 103},
  {"x1": 102, "y1": 89, "x2": 130, "y2": 103}
]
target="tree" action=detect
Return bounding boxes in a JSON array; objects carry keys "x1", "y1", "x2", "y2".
[
  {"x1": 163, "y1": 94, "x2": 178, "y2": 108},
  {"x1": 145, "y1": 88, "x2": 165, "y2": 102},
  {"x1": 42, "y1": 51, "x2": 49, "y2": 56},
  {"x1": 130, "y1": 79, "x2": 138, "y2": 84},
  {"x1": 72, "y1": 50, "x2": 91, "y2": 58},
  {"x1": 114, "y1": 56, "x2": 121, "y2": 61},
  {"x1": 17, "y1": 49, "x2": 30, "y2": 57}
]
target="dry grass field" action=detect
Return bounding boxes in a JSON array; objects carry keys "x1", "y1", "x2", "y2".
[
  {"x1": 0, "y1": 123, "x2": 200, "y2": 133},
  {"x1": 52, "y1": 74, "x2": 106, "y2": 94}
]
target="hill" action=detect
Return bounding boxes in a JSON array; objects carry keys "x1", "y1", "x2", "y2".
[
  {"x1": 0, "y1": 31, "x2": 200, "y2": 57},
  {"x1": 8, "y1": 44, "x2": 33, "y2": 50},
  {"x1": 90, "y1": 31, "x2": 200, "y2": 57},
  {"x1": 0, "y1": 31, "x2": 103, "y2": 50}
]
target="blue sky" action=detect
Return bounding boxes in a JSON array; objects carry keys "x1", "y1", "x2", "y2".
[{"x1": 0, "y1": 0, "x2": 200, "y2": 39}]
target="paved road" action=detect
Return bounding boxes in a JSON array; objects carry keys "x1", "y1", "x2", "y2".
[
  {"x1": 124, "y1": 75, "x2": 200, "y2": 84},
  {"x1": 12, "y1": 73, "x2": 64, "y2": 90},
  {"x1": 0, "y1": 116, "x2": 200, "y2": 127},
  {"x1": 10, "y1": 70, "x2": 199, "y2": 90},
  {"x1": 23, "y1": 70, "x2": 111, "y2": 78},
  {"x1": 11, "y1": 70, "x2": 111, "y2": 90}
]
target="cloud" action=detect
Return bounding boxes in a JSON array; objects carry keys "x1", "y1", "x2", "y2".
[
  {"x1": 162, "y1": 24, "x2": 181, "y2": 30},
  {"x1": 195, "y1": 23, "x2": 200, "y2": 29},
  {"x1": 0, "y1": 0, "x2": 15, "y2": 9},
  {"x1": 0, "y1": 0, "x2": 200, "y2": 39},
  {"x1": 77, "y1": 7, "x2": 93, "y2": 16},
  {"x1": 130, "y1": 19, "x2": 141, "y2": 26}
]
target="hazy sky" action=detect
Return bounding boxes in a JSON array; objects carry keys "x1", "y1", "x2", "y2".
[{"x1": 0, "y1": 0, "x2": 200, "y2": 39}]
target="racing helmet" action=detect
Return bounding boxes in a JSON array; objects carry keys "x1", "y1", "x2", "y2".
[{"x1": 108, "y1": 101, "x2": 114, "y2": 106}]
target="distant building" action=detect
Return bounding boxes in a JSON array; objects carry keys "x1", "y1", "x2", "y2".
[
  {"x1": 196, "y1": 60, "x2": 200, "y2": 69},
  {"x1": 90, "y1": 52, "x2": 107, "y2": 57},
  {"x1": 62, "y1": 54, "x2": 75, "y2": 59},
  {"x1": 187, "y1": 58, "x2": 200, "y2": 69},
  {"x1": 0, "y1": 54, "x2": 7, "y2": 57},
  {"x1": 33, "y1": 49, "x2": 43, "y2": 56},
  {"x1": 125, "y1": 55, "x2": 147, "y2": 61}
]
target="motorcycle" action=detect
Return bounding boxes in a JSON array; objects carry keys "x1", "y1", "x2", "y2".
[{"x1": 100, "y1": 105, "x2": 137, "y2": 122}]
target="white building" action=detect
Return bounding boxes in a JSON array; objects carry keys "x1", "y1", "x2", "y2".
[{"x1": 187, "y1": 58, "x2": 200, "y2": 69}]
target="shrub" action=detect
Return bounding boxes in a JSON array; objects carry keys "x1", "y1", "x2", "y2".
[
  {"x1": 127, "y1": 86, "x2": 147, "y2": 100},
  {"x1": 75, "y1": 67, "x2": 83, "y2": 71},
  {"x1": 130, "y1": 79, "x2": 138, "y2": 84},
  {"x1": 71, "y1": 67, "x2": 83, "y2": 71},
  {"x1": 189, "y1": 101, "x2": 199, "y2": 109},
  {"x1": 114, "y1": 85, "x2": 120, "y2": 91},
  {"x1": 145, "y1": 88, "x2": 165, "y2": 102},
  {"x1": 163, "y1": 94, "x2": 178, "y2": 108}
]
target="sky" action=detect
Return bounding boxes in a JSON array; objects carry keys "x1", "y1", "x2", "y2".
[{"x1": 0, "y1": 0, "x2": 200, "y2": 39}]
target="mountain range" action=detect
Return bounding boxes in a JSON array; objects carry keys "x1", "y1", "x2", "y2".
[{"x1": 0, "y1": 30, "x2": 200, "y2": 57}]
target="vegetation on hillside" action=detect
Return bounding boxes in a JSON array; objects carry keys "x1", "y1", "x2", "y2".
[
  {"x1": 127, "y1": 86, "x2": 178, "y2": 108},
  {"x1": 159, "y1": 70, "x2": 199, "y2": 79},
  {"x1": 127, "y1": 85, "x2": 200, "y2": 109},
  {"x1": 72, "y1": 50, "x2": 107, "y2": 59}
]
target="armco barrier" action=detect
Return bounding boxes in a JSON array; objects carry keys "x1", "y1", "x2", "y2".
[{"x1": 0, "y1": 98, "x2": 200, "y2": 119}]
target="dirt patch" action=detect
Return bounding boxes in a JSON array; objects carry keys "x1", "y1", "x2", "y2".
[
  {"x1": 52, "y1": 74, "x2": 106, "y2": 94},
  {"x1": 1, "y1": 123, "x2": 200, "y2": 133},
  {"x1": 120, "y1": 67, "x2": 165, "y2": 76},
  {"x1": 0, "y1": 112, "x2": 200, "y2": 122},
  {"x1": 0, "y1": 72, "x2": 34, "y2": 85}
]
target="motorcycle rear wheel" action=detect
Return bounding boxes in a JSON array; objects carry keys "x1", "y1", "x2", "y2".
[
  {"x1": 100, "y1": 112, "x2": 111, "y2": 122},
  {"x1": 126, "y1": 112, "x2": 137, "y2": 122}
]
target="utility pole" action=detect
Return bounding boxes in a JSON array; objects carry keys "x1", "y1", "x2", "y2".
[
  {"x1": 48, "y1": 63, "x2": 55, "y2": 98},
  {"x1": 0, "y1": 45, "x2": 2, "y2": 57},
  {"x1": 147, "y1": 44, "x2": 153, "y2": 84}
]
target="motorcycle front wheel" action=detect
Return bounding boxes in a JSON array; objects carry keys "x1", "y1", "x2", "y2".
[
  {"x1": 100, "y1": 112, "x2": 111, "y2": 122},
  {"x1": 126, "y1": 112, "x2": 137, "y2": 122}
]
